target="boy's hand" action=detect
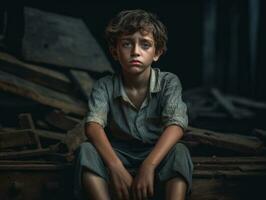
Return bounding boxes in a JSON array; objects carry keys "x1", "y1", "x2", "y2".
[
  {"x1": 132, "y1": 162, "x2": 155, "y2": 200},
  {"x1": 109, "y1": 162, "x2": 133, "y2": 200}
]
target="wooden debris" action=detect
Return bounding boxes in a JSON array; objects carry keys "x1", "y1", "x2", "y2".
[
  {"x1": 69, "y1": 69, "x2": 94, "y2": 100},
  {"x1": 211, "y1": 88, "x2": 241, "y2": 118},
  {"x1": 186, "y1": 126, "x2": 264, "y2": 155},
  {"x1": 0, "y1": 70, "x2": 87, "y2": 116},
  {"x1": 22, "y1": 7, "x2": 113, "y2": 73},
  {"x1": 193, "y1": 156, "x2": 266, "y2": 178},
  {"x1": 227, "y1": 95, "x2": 266, "y2": 109},
  {"x1": 253, "y1": 129, "x2": 266, "y2": 143},
  {"x1": 0, "y1": 52, "x2": 72, "y2": 94},
  {"x1": 0, "y1": 148, "x2": 54, "y2": 160},
  {"x1": 45, "y1": 110, "x2": 80, "y2": 131},
  {"x1": 0, "y1": 130, "x2": 36, "y2": 149},
  {"x1": 18, "y1": 113, "x2": 41, "y2": 149},
  {"x1": 36, "y1": 129, "x2": 66, "y2": 141},
  {"x1": 63, "y1": 120, "x2": 87, "y2": 153}
]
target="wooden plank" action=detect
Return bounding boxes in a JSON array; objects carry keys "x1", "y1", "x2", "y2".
[
  {"x1": 193, "y1": 169, "x2": 266, "y2": 178},
  {"x1": 192, "y1": 156, "x2": 266, "y2": 164},
  {"x1": 0, "y1": 163, "x2": 72, "y2": 170},
  {"x1": 0, "y1": 52, "x2": 72, "y2": 94},
  {"x1": 0, "y1": 148, "x2": 54, "y2": 160},
  {"x1": 0, "y1": 70, "x2": 87, "y2": 116},
  {"x1": 22, "y1": 7, "x2": 113, "y2": 73},
  {"x1": 69, "y1": 69, "x2": 94, "y2": 100},
  {"x1": 186, "y1": 126, "x2": 264, "y2": 154},
  {"x1": 18, "y1": 113, "x2": 42, "y2": 149},
  {"x1": 36, "y1": 129, "x2": 66, "y2": 141},
  {"x1": 211, "y1": 88, "x2": 240, "y2": 118},
  {"x1": 45, "y1": 110, "x2": 80, "y2": 131},
  {"x1": 253, "y1": 129, "x2": 266, "y2": 143},
  {"x1": 0, "y1": 130, "x2": 36, "y2": 149},
  {"x1": 227, "y1": 95, "x2": 266, "y2": 109},
  {"x1": 63, "y1": 120, "x2": 87, "y2": 152}
]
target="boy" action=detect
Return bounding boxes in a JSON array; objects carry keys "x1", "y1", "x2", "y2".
[{"x1": 75, "y1": 9, "x2": 193, "y2": 200}]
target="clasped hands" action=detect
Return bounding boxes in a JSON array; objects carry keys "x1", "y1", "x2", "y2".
[{"x1": 109, "y1": 161, "x2": 156, "y2": 200}]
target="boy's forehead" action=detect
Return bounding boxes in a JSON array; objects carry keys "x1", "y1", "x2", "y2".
[{"x1": 119, "y1": 31, "x2": 154, "y2": 41}]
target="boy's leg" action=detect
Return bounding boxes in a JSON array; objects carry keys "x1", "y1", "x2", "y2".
[
  {"x1": 165, "y1": 176, "x2": 187, "y2": 200},
  {"x1": 82, "y1": 168, "x2": 111, "y2": 200}
]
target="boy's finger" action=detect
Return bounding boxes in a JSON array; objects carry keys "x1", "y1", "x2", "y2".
[
  {"x1": 142, "y1": 188, "x2": 148, "y2": 199},
  {"x1": 147, "y1": 183, "x2": 154, "y2": 197}
]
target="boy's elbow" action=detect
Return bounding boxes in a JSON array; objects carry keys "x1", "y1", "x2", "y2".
[{"x1": 85, "y1": 122, "x2": 103, "y2": 140}]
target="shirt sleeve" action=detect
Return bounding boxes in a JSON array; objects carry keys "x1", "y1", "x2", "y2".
[
  {"x1": 86, "y1": 78, "x2": 109, "y2": 127},
  {"x1": 161, "y1": 74, "x2": 188, "y2": 129}
]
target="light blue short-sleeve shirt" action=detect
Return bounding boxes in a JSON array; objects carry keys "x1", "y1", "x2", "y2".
[{"x1": 86, "y1": 67, "x2": 188, "y2": 144}]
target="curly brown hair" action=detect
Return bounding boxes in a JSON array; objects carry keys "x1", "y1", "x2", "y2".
[{"x1": 105, "y1": 9, "x2": 168, "y2": 54}]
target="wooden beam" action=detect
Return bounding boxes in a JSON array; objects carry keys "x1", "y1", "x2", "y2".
[
  {"x1": 0, "y1": 130, "x2": 36, "y2": 149},
  {"x1": 18, "y1": 113, "x2": 42, "y2": 149},
  {"x1": 45, "y1": 110, "x2": 80, "y2": 131},
  {"x1": 0, "y1": 70, "x2": 87, "y2": 116},
  {"x1": 186, "y1": 126, "x2": 264, "y2": 154},
  {"x1": 0, "y1": 52, "x2": 72, "y2": 94},
  {"x1": 0, "y1": 148, "x2": 54, "y2": 160},
  {"x1": 69, "y1": 69, "x2": 94, "y2": 100}
]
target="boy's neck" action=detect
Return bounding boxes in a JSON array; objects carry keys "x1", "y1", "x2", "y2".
[{"x1": 122, "y1": 67, "x2": 151, "y2": 90}]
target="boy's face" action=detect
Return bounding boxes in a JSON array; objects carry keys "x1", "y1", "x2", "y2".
[{"x1": 111, "y1": 31, "x2": 161, "y2": 75}]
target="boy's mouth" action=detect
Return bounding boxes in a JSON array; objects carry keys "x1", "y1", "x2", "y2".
[{"x1": 130, "y1": 60, "x2": 142, "y2": 65}]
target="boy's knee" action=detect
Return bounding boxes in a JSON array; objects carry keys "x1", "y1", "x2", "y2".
[
  {"x1": 172, "y1": 143, "x2": 189, "y2": 155},
  {"x1": 79, "y1": 142, "x2": 97, "y2": 154}
]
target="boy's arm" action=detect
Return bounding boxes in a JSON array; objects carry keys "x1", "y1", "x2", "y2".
[
  {"x1": 85, "y1": 122, "x2": 132, "y2": 200},
  {"x1": 142, "y1": 124, "x2": 184, "y2": 167},
  {"x1": 132, "y1": 125, "x2": 183, "y2": 199}
]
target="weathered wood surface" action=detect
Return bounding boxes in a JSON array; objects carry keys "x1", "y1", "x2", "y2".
[
  {"x1": 69, "y1": 69, "x2": 94, "y2": 100},
  {"x1": 0, "y1": 70, "x2": 87, "y2": 116},
  {"x1": 227, "y1": 95, "x2": 266, "y2": 109},
  {"x1": 22, "y1": 7, "x2": 113, "y2": 73},
  {"x1": 63, "y1": 120, "x2": 87, "y2": 152},
  {"x1": 36, "y1": 129, "x2": 66, "y2": 141},
  {"x1": 18, "y1": 113, "x2": 42, "y2": 149},
  {"x1": 45, "y1": 110, "x2": 80, "y2": 131},
  {"x1": 211, "y1": 88, "x2": 241, "y2": 118},
  {"x1": 0, "y1": 148, "x2": 54, "y2": 160},
  {"x1": 191, "y1": 178, "x2": 265, "y2": 200},
  {"x1": 186, "y1": 126, "x2": 264, "y2": 154},
  {"x1": 253, "y1": 129, "x2": 266, "y2": 143},
  {"x1": 0, "y1": 52, "x2": 72, "y2": 94},
  {"x1": 0, "y1": 130, "x2": 36, "y2": 149}
]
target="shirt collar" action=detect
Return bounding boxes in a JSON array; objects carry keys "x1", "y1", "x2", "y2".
[{"x1": 113, "y1": 67, "x2": 161, "y2": 99}]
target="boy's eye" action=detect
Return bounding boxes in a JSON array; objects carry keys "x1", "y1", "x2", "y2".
[
  {"x1": 141, "y1": 42, "x2": 152, "y2": 49},
  {"x1": 121, "y1": 41, "x2": 132, "y2": 48}
]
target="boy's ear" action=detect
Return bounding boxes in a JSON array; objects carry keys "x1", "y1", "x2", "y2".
[
  {"x1": 153, "y1": 50, "x2": 163, "y2": 62},
  {"x1": 110, "y1": 47, "x2": 118, "y2": 60}
]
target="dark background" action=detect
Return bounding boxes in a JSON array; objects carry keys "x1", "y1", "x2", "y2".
[
  {"x1": 5, "y1": 0, "x2": 265, "y2": 98},
  {"x1": 1, "y1": 0, "x2": 266, "y2": 132}
]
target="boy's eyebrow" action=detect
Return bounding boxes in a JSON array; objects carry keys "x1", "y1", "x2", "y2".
[{"x1": 120, "y1": 37, "x2": 154, "y2": 43}]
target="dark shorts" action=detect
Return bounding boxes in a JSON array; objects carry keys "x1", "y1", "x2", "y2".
[{"x1": 74, "y1": 140, "x2": 193, "y2": 199}]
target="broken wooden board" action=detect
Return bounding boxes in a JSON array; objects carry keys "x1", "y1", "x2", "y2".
[
  {"x1": 191, "y1": 177, "x2": 265, "y2": 200},
  {"x1": 69, "y1": 69, "x2": 94, "y2": 100},
  {"x1": 0, "y1": 52, "x2": 72, "y2": 94},
  {"x1": 253, "y1": 129, "x2": 266, "y2": 143},
  {"x1": 45, "y1": 110, "x2": 80, "y2": 131},
  {"x1": 0, "y1": 148, "x2": 54, "y2": 160},
  {"x1": 0, "y1": 70, "x2": 87, "y2": 116},
  {"x1": 18, "y1": 113, "x2": 42, "y2": 149},
  {"x1": 0, "y1": 130, "x2": 37, "y2": 149},
  {"x1": 63, "y1": 120, "x2": 87, "y2": 153},
  {"x1": 186, "y1": 126, "x2": 264, "y2": 155},
  {"x1": 36, "y1": 129, "x2": 66, "y2": 141},
  {"x1": 22, "y1": 7, "x2": 113, "y2": 73}
]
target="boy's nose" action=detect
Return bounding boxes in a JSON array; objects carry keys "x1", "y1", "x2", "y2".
[{"x1": 131, "y1": 44, "x2": 140, "y2": 57}]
